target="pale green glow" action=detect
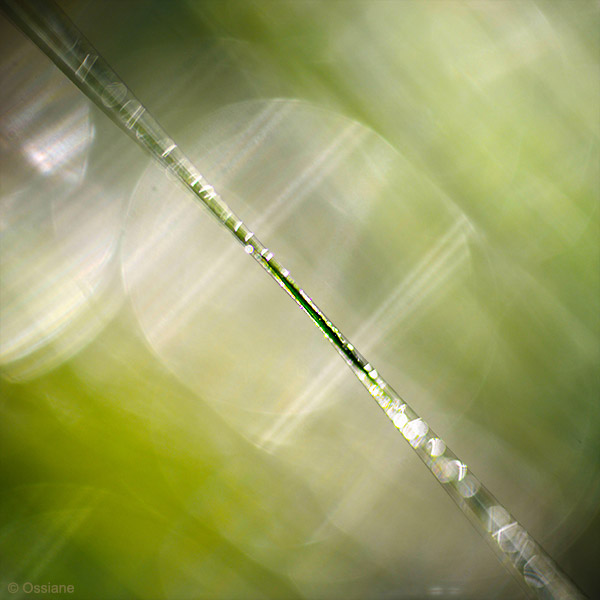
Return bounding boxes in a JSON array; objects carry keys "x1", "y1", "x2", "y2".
[{"x1": 0, "y1": 1, "x2": 598, "y2": 599}]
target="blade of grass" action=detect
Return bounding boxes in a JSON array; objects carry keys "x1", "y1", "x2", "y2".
[{"x1": 0, "y1": 1, "x2": 587, "y2": 597}]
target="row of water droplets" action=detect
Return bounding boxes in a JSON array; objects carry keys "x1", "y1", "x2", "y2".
[
  {"x1": 97, "y1": 79, "x2": 580, "y2": 600},
  {"x1": 5, "y1": 1, "x2": 584, "y2": 597}
]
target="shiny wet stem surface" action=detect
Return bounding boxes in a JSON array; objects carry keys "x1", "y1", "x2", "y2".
[{"x1": 1, "y1": 1, "x2": 599, "y2": 599}]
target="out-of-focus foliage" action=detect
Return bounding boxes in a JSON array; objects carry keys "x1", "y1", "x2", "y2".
[{"x1": 1, "y1": 1, "x2": 598, "y2": 598}]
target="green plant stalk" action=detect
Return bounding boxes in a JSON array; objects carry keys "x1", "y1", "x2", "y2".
[{"x1": 0, "y1": 1, "x2": 587, "y2": 598}]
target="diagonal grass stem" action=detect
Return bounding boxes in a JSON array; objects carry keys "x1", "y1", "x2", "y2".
[{"x1": 0, "y1": 1, "x2": 587, "y2": 598}]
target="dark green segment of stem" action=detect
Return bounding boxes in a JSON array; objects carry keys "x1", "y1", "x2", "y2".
[{"x1": 259, "y1": 255, "x2": 365, "y2": 371}]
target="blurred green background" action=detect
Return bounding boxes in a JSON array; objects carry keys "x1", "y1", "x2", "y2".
[{"x1": 1, "y1": 1, "x2": 598, "y2": 598}]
